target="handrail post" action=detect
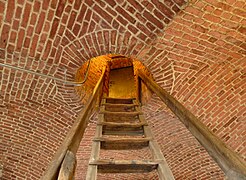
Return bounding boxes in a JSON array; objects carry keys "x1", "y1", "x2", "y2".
[
  {"x1": 57, "y1": 150, "x2": 76, "y2": 180},
  {"x1": 138, "y1": 69, "x2": 246, "y2": 180}
]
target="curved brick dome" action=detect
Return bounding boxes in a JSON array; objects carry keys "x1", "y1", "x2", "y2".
[{"x1": 0, "y1": 0, "x2": 245, "y2": 179}]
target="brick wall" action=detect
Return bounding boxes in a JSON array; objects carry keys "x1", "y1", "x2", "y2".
[
  {"x1": 138, "y1": 0, "x2": 246, "y2": 161},
  {"x1": 142, "y1": 95, "x2": 225, "y2": 179}
]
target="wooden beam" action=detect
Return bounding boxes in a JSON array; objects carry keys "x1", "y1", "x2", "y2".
[
  {"x1": 94, "y1": 137, "x2": 151, "y2": 150},
  {"x1": 102, "y1": 130, "x2": 143, "y2": 136},
  {"x1": 93, "y1": 137, "x2": 152, "y2": 143},
  {"x1": 86, "y1": 125, "x2": 102, "y2": 180},
  {"x1": 57, "y1": 151, "x2": 76, "y2": 180},
  {"x1": 104, "y1": 97, "x2": 135, "y2": 104},
  {"x1": 98, "y1": 121, "x2": 147, "y2": 127},
  {"x1": 41, "y1": 67, "x2": 106, "y2": 180},
  {"x1": 144, "y1": 125, "x2": 175, "y2": 180},
  {"x1": 90, "y1": 159, "x2": 160, "y2": 165},
  {"x1": 138, "y1": 70, "x2": 246, "y2": 179},
  {"x1": 101, "y1": 103, "x2": 138, "y2": 107},
  {"x1": 99, "y1": 111, "x2": 142, "y2": 116}
]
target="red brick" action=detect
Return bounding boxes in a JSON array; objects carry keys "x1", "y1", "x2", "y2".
[
  {"x1": 151, "y1": 0, "x2": 174, "y2": 19},
  {"x1": 21, "y1": 3, "x2": 31, "y2": 28},
  {"x1": 72, "y1": 23, "x2": 81, "y2": 36},
  {"x1": 173, "y1": 0, "x2": 187, "y2": 7},
  {"x1": 203, "y1": 13, "x2": 221, "y2": 23},
  {"x1": 33, "y1": 1, "x2": 41, "y2": 12},
  {"x1": 42, "y1": 0, "x2": 50, "y2": 10},
  {"x1": 128, "y1": 0, "x2": 144, "y2": 12},
  {"x1": 5, "y1": 0, "x2": 15, "y2": 23},
  {"x1": 27, "y1": 26, "x2": 34, "y2": 37},
  {"x1": 12, "y1": 20, "x2": 20, "y2": 30},
  {"x1": 116, "y1": 6, "x2": 136, "y2": 24},
  {"x1": 47, "y1": 10, "x2": 55, "y2": 21},
  {"x1": 137, "y1": 22, "x2": 153, "y2": 37},
  {"x1": 233, "y1": 8, "x2": 246, "y2": 17},
  {"x1": 153, "y1": 9, "x2": 165, "y2": 20},
  {"x1": 51, "y1": 0, "x2": 58, "y2": 9},
  {"x1": 78, "y1": 21, "x2": 88, "y2": 37},
  {"x1": 0, "y1": 49, "x2": 5, "y2": 59},
  {"x1": 65, "y1": 5, "x2": 72, "y2": 13},
  {"x1": 94, "y1": 4, "x2": 113, "y2": 23},
  {"x1": 23, "y1": 37, "x2": 31, "y2": 48},
  {"x1": 0, "y1": 24, "x2": 10, "y2": 48},
  {"x1": 105, "y1": 7, "x2": 117, "y2": 17},
  {"x1": 35, "y1": 12, "x2": 45, "y2": 34},
  {"x1": 105, "y1": 0, "x2": 116, "y2": 7},
  {"x1": 29, "y1": 35, "x2": 38, "y2": 57},
  {"x1": 9, "y1": 31, "x2": 16, "y2": 43},
  {"x1": 30, "y1": 14, "x2": 37, "y2": 26},
  {"x1": 111, "y1": 19, "x2": 119, "y2": 29},
  {"x1": 85, "y1": 0, "x2": 93, "y2": 6},
  {"x1": 56, "y1": 0, "x2": 66, "y2": 17},
  {"x1": 0, "y1": 1, "x2": 5, "y2": 14},
  {"x1": 172, "y1": 4, "x2": 181, "y2": 14},
  {"x1": 142, "y1": 1, "x2": 155, "y2": 11},
  {"x1": 143, "y1": 10, "x2": 164, "y2": 29},
  {"x1": 84, "y1": 9, "x2": 92, "y2": 21},
  {"x1": 116, "y1": 15, "x2": 127, "y2": 26},
  {"x1": 191, "y1": 49, "x2": 206, "y2": 56},
  {"x1": 77, "y1": 4, "x2": 87, "y2": 23},
  {"x1": 68, "y1": 11, "x2": 77, "y2": 30},
  {"x1": 42, "y1": 40, "x2": 52, "y2": 59},
  {"x1": 88, "y1": 20, "x2": 96, "y2": 33}
]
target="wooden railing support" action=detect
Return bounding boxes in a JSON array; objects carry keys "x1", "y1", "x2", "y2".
[
  {"x1": 58, "y1": 150, "x2": 76, "y2": 180},
  {"x1": 41, "y1": 67, "x2": 106, "y2": 180},
  {"x1": 138, "y1": 70, "x2": 246, "y2": 180}
]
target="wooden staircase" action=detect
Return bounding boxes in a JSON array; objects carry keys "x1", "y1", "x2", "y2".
[{"x1": 86, "y1": 97, "x2": 174, "y2": 180}]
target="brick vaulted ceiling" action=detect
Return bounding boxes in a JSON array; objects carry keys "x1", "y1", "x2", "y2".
[{"x1": 0, "y1": 0, "x2": 245, "y2": 179}]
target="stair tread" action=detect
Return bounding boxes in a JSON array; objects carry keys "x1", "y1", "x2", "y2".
[
  {"x1": 94, "y1": 137, "x2": 152, "y2": 142},
  {"x1": 94, "y1": 137, "x2": 151, "y2": 150},
  {"x1": 99, "y1": 111, "x2": 142, "y2": 115},
  {"x1": 89, "y1": 159, "x2": 159, "y2": 173},
  {"x1": 102, "y1": 131, "x2": 144, "y2": 136},
  {"x1": 103, "y1": 97, "x2": 136, "y2": 104},
  {"x1": 102, "y1": 103, "x2": 138, "y2": 107},
  {"x1": 104, "y1": 97, "x2": 136, "y2": 100},
  {"x1": 89, "y1": 159, "x2": 160, "y2": 165},
  {"x1": 98, "y1": 121, "x2": 147, "y2": 127}
]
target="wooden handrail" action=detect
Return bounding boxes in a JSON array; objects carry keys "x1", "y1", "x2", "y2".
[
  {"x1": 42, "y1": 67, "x2": 106, "y2": 180},
  {"x1": 138, "y1": 70, "x2": 246, "y2": 180}
]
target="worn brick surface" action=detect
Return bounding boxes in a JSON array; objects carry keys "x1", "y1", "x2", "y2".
[{"x1": 0, "y1": 0, "x2": 245, "y2": 179}]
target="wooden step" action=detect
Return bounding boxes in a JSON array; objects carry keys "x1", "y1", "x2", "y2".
[
  {"x1": 103, "y1": 114, "x2": 139, "y2": 122},
  {"x1": 89, "y1": 159, "x2": 159, "y2": 173},
  {"x1": 102, "y1": 103, "x2": 138, "y2": 107},
  {"x1": 103, "y1": 104, "x2": 137, "y2": 112},
  {"x1": 100, "y1": 111, "x2": 142, "y2": 116},
  {"x1": 98, "y1": 121, "x2": 147, "y2": 127},
  {"x1": 100, "y1": 122, "x2": 146, "y2": 136},
  {"x1": 102, "y1": 130, "x2": 144, "y2": 136},
  {"x1": 93, "y1": 137, "x2": 151, "y2": 150},
  {"x1": 104, "y1": 97, "x2": 135, "y2": 104}
]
